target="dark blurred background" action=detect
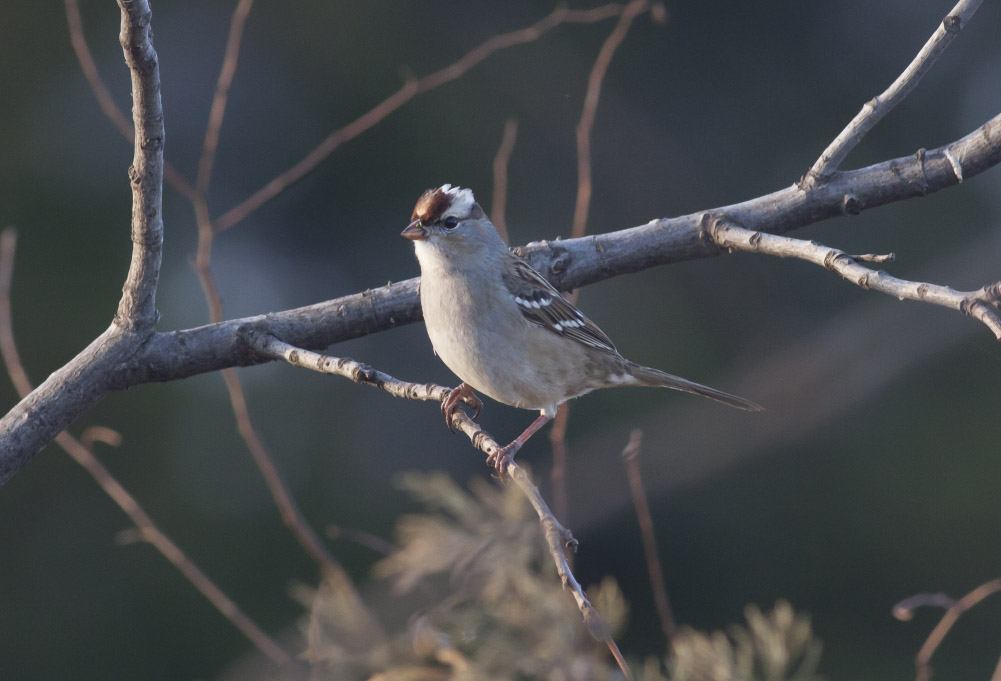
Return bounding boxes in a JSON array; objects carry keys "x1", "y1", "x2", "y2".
[{"x1": 1, "y1": 0, "x2": 1000, "y2": 678}]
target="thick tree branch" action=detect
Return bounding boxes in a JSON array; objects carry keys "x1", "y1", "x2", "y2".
[
  {"x1": 2, "y1": 112, "x2": 1000, "y2": 484},
  {"x1": 804, "y1": 0, "x2": 983, "y2": 183},
  {"x1": 142, "y1": 111, "x2": 1001, "y2": 382},
  {"x1": 114, "y1": 0, "x2": 164, "y2": 333},
  {"x1": 708, "y1": 217, "x2": 1001, "y2": 338}
]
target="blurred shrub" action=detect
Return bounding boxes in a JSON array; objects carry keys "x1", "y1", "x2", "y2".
[{"x1": 296, "y1": 472, "x2": 821, "y2": 681}]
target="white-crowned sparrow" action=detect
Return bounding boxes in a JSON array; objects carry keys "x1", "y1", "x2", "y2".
[{"x1": 402, "y1": 184, "x2": 761, "y2": 474}]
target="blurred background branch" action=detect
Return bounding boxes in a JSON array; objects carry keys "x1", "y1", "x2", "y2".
[{"x1": 1, "y1": 1, "x2": 1000, "y2": 678}]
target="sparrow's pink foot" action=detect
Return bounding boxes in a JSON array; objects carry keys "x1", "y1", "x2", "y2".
[{"x1": 441, "y1": 383, "x2": 483, "y2": 433}]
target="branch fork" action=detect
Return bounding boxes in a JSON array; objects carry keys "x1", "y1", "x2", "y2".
[{"x1": 706, "y1": 215, "x2": 1001, "y2": 338}]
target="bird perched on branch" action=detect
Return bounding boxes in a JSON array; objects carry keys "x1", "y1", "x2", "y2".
[{"x1": 402, "y1": 184, "x2": 761, "y2": 474}]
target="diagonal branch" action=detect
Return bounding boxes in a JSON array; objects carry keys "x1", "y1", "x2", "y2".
[
  {"x1": 247, "y1": 331, "x2": 633, "y2": 679},
  {"x1": 894, "y1": 578, "x2": 1001, "y2": 681},
  {"x1": 196, "y1": 0, "x2": 254, "y2": 195},
  {"x1": 114, "y1": 0, "x2": 164, "y2": 333},
  {"x1": 707, "y1": 216, "x2": 1001, "y2": 338},
  {"x1": 572, "y1": 0, "x2": 655, "y2": 239},
  {"x1": 804, "y1": 0, "x2": 984, "y2": 184},
  {"x1": 64, "y1": 0, "x2": 195, "y2": 200},
  {"x1": 211, "y1": 3, "x2": 634, "y2": 233}
]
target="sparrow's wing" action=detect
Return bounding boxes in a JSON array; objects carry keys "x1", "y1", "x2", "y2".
[{"x1": 501, "y1": 254, "x2": 619, "y2": 355}]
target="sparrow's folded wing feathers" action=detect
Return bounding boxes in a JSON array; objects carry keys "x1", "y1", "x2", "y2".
[{"x1": 501, "y1": 255, "x2": 619, "y2": 355}]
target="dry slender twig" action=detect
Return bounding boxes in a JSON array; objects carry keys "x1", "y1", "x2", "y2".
[
  {"x1": 0, "y1": 229, "x2": 291, "y2": 666},
  {"x1": 550, "y1": 0, "x2": 656, "y2": 526},
  {"x1": 621, "y1": 429, "x2": 677, "y2": 645},
  {"x1": 249, "y1": 331, "x2": 634, "y2": 680},
  {"x1": 707, "y1": 216, "x2": 1001, "y2": 338},
  {"x1": 547, "y1": 406, "x2": 571, "y2": 524},
  {"x1": 212, "y1": 3, "x2": 631, "y2": 233},
  {"x1": 507, "y1": 464, "x2": 633, "y2": 680},
  {"x1": 893, "y1": 578, "x2": 1001, "y2": 681},
  {"x1": 804, "y1": 0, "x2": 984, "y2": 183},
  {"x1": 572, "y1": 0, "x2": 656, "y2": 238},
  {"x1": 178, "y1": 4, "x2": 376, "y2": 624},
  {"x1": 70, "y1": 0, "x2": 379, "y2": 642},
  {"x1": 197, "y1": 0, "x2": 254, "y2": 195},
  {"x1": 325, "y1": 525, "x2": 397, "y2": 557},
  {"x1": 64, "y1": 0, "x2": 196, "y2": 200},
  {"x1": 490, "y1": 117, "x2": 519, "y2": 244}
]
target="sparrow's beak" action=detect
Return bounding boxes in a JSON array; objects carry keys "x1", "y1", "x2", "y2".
[{"x1": 401, "y1": 220, "x2": 427, "y2": 241}]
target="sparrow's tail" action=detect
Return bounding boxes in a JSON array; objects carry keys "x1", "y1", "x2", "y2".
[{"x1": 624, "y1": 362, "x2": 763, "y2": 412}]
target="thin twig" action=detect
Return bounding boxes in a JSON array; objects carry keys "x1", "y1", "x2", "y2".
[
  {"x1": 895, "y1": 577, "x2": 1001, "y2": 681},
  {"x1": 805, "y1": 0, "x2": 984, "y2": 183},
  {"x1": 64, "y1": 0, "x2": 196, "y2": 200},
  {"x1": 197, "y1": 0, "x2": 254, "y2": 195},
  {"x1": 621, "y1": 429, "x2": 677, "y2": 645},
  {"x1": 547, "y1": 405, "x2": 571, "y2": 525},
  {"x1": 326, "y1": 525, "x2": 397, "y2": 556},
  {"x1": 708, "y1": 216, "x2": 1001, "y2": 339},
  {"x1": 992, "y1": 650, "x2": 1001, "y2": 681},
  {"x1": 213, "y1": 3, "x2": 631, "y2": 233},
  {"x1": 192, "y1": 199, "x2": 377, "y2": 632},
  {"x1": 572, "y1": 0, "x2": 653, "y2": 239},
  {"x1": 508, "y1": 465, "x2": 634, "y2": 681},
  {"x1": 249, "y1": 330, "x2": 634, "y2": 680},
  {"x1": 0, "y1": 229, "x2": 291, "y2": 666},
  {"x1": 490, "y1": 117, "x2": 519, "y2": 244},
  {"x1": 549, "y1": 0, "x2": 655, "y2": 527}
]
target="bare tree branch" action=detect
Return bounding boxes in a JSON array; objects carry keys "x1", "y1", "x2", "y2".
[
  {"x1": 113, "y1": 0, "x2": 164, "y2": 333},
  {"x1": 893, "y1": 578, "x2": 1001, "y2": 681},
  {"x1": 804, "y1": 0, "x2": 983, "y2": 184},
  {"x1": 196, "y1": 0, "x2": 254, "y2": 195},
  {"x1": 708, "y1": 216, "x2": 1001, "y2": 338},
  {"x1": 2, "y1": 111, "x2": 999, "y2": 484},
  {"x1": 572, "y1": 0, "x2": 655, "y2": 239},
  {"x1": 490, "y1": 117, "x2": 519, "y2": 244},
  {"x1": 551, "y1": 0, "x2": 656, "y2": 526},
  {"x1": 621, "y1": 429, "x2": 677, "y2": 645}
]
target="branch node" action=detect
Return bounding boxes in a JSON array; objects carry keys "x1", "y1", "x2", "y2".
[
  {"x1": 943, "y1": 13, "x2": 962, "y2": 33},
  {"x1": 698, "y1": 213, "x2": 727, "y2": 254},
  {"x1": 841, "y1": 192, "x2": 862, "y2": 215},
  {"x1": 823, "y1": 250, "x2": 843, "y2": 270},
  {"x1": 943, "y1": 147, "x2": 964, "y2": 182}
]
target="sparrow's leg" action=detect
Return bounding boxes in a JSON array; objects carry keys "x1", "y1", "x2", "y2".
[
  {"x1": 488, "y1": 412, "x2": 553, "y2": 476},
  {"x1": 441, "y1": 382, "x2": 483, "y2": 433}
]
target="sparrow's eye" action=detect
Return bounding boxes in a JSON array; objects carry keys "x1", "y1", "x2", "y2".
[{"x1": 442, "y1": 216, "x2": 459, "y2": 229}]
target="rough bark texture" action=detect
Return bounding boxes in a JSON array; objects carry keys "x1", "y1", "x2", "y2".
[{"x1": 0, "y1": 92, "x2": 999, "y2": 485}]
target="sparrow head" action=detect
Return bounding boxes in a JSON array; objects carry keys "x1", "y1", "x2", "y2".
[{"x1": 401, "y1": 184, "x2": 487, "y2": 239}]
